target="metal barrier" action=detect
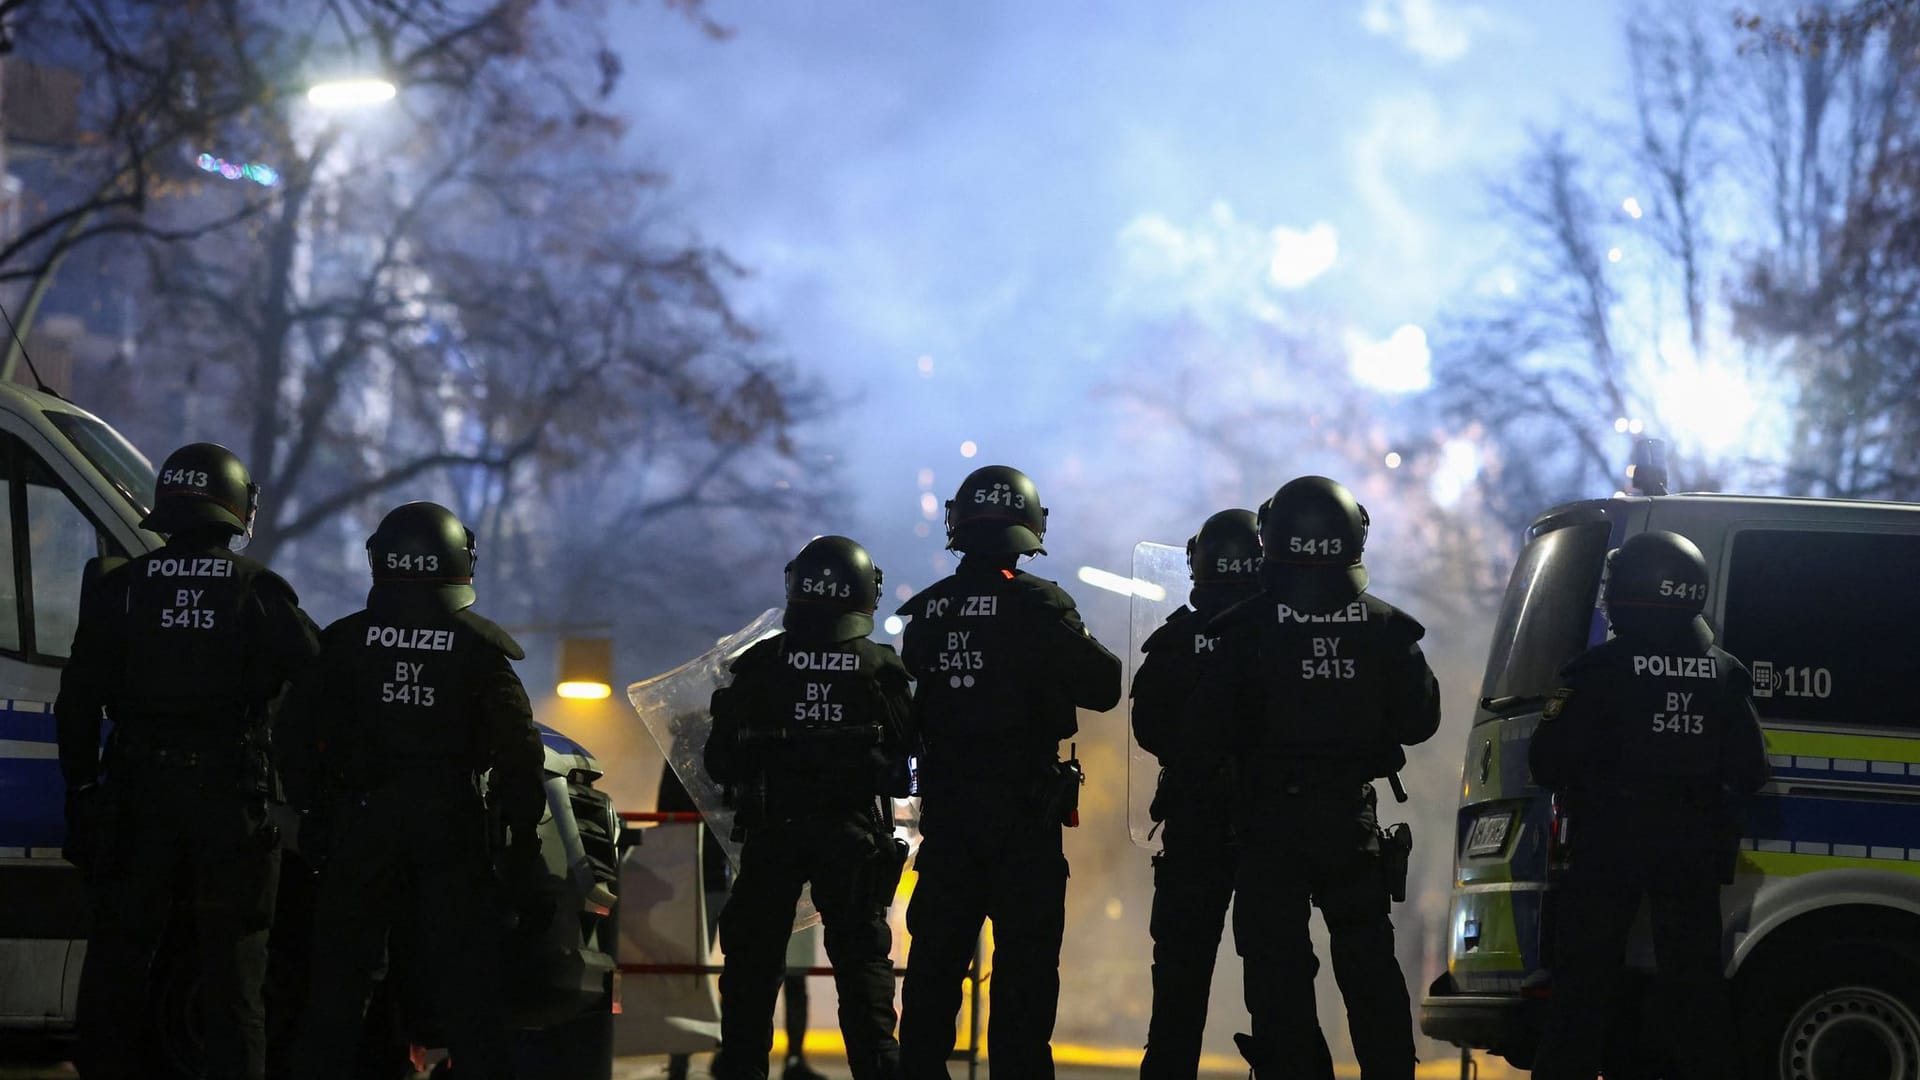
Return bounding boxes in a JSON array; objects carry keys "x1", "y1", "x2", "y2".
[{"x1": 617, "y1": 810, "x2": 984, "y2": 1079}]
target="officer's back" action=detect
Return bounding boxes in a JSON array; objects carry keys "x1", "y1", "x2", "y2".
[
  {"x1": 1525, "y1": 530, "x2": 1769, "y2": 1080},
  {"x1": 895, "y1": 465, "x2": 1121, "y2": 1080},
  {"x1": 1194, "y1": 476, "x2": 1438, "y2": 1080},
  {"x1": 281, "y1": 501, "x2": 541, "y2": 1080},
  {"x1": 55, "y1": 443, "x2": 317, "y2": 1080},
  {"x1": 1530, "y1": 534, "x2": 1771, "y2": 876},
  {"x1": 900, "y1": 554, "x2": 1120, "y2": 813}
]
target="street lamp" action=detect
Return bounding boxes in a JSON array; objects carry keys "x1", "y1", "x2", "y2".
[
  {"x1": 557, "y1": 637, "x2": 615, "y2": 700},
  {"x1": 305, "y1": 76, "x2": 397, "y2": 109}
]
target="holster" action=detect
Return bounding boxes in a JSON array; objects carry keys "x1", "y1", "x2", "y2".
[
  {"x1": 1378, "y1": 822, "x2": 1413, "y2": 903},
  {"x1": 871, "y1": 835, "x2": 909, "y2": 907}
]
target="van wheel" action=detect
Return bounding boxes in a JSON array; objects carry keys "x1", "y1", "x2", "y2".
[{"x1": 1743, "y1": 945, "x2": 1920, "y2": 1080}]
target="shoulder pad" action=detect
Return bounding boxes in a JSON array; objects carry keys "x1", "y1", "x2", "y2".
[
  {"x1": 1557, "y1": 641, "x2": 1611, "y2": 678},
  {"x1": 896, "y1": 576, "x2": 960, "y2": 619},
  {"x1": 1142, "y1": 606, "x2": 1196, "y2": 653},
  {"x1": 454, "y1": 609, "x2": 526, "y2": 661},
  {"x1": 1709, "y1": 646, "x2": 1751, "y2": 680},
  {"x1": 728, "y1": 634, "x2": 785, "y2": 675},
  {"x1": 1359, "y1": 594, "x2": 1426, "y2": 642},
  {"x1": 860, "y1": 640, "x2": 911, "y2": 682},
  {"x1": 251, "y1": 567, "x2": 301, "y2": 607},
  {"x1": 1008, "y1": 569, "x2": 1076, "y2": 611},
  {"x1": 1205, "y1": 593, "x2": 1266, "y2": 635}
]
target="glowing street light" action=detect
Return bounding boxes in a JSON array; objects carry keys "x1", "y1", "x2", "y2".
[
  {"x1": 306, "y1": 77, "x2": 398, "y2": 109},
  {"x1": 557, "y1": 637, "x2": 614, "y2": 700}
]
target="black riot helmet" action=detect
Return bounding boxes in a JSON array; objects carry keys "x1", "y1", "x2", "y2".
[
  {"x1": 784, "y1": 535, "x2": 883, "y2": 640},
  {"x1": 141, "y1": 442, "x2": 258, "y2": 538},
  {"x1": 945, "y1": 465, "x2": 1047, "y2": 556},
  {"x1": 1603, "y1": 530, "x2": 1713, "y2": 647},
  {"x1": 366, "y1": 502, "x2": 478, "y2": 612},
  {"x1": 1256, "y1": 475, "x2": 1370, "y2": 613},
  {"x1": 1187, "y1": 508, "x2": 1262, "y2": 584}
]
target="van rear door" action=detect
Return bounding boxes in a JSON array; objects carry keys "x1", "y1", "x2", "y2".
[{"x1": 1424, "y1": 504, "x2": 1617, "y2": 1059}]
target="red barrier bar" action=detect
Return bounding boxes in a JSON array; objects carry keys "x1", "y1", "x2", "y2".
[{"x1": 619, "y1": 811, "x2": 705, "y2": 823}]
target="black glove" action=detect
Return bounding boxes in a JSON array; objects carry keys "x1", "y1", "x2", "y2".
[{"x1": 63, "y1": 784, "x2": 101, "y2": 874}]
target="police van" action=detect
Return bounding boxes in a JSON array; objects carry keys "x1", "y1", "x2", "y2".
[
  {"x1": 1420, "y1": 459, "x2": 1920, "y2": 1079},
  {"x1": 0, "y1": 382, "x2": 621, "y2": 1078}
]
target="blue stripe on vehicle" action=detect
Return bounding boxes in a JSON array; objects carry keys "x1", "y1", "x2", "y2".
[
  {"x1": 536, "y1": 722, "x2": 591, "y2": 760},
  {"x1": 0, "y1": 707, "x2": 56, "y2": 743},
  {"x1": 0, "y1": 701, "x2": 67, "y2": 850},
  {"x1": 1741, "y1": 791, "x2": 1920, "y2": 851}
]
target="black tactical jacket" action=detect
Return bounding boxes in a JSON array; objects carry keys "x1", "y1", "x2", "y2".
[
  {"x1": 896, "y1": 557, "x2": 1122, "y2": 798},
  {"x1": 56, "y1": 538, "x2": 319, "y2": 790},
  {"x1": 705, "y1": 629, "x2": 913, "y2": 818},
  {"x1": 275, "y1": 590, "x2": 544, "y2": 834},
  {"x1": 1530, "y1": 626, "x2": 1771, "y2": 879}
]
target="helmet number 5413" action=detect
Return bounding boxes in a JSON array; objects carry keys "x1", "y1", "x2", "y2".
[{"x1": 385, "y1": 553, "x2": 440, "y2": 572}]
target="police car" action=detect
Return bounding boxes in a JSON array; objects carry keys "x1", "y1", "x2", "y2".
[
  {"x1": 1420, "y1": 450, "x2": 1920, "y2": 1079},
  {"x1": 0, "y1": 382, "x2": 621, "y2": 1078}
]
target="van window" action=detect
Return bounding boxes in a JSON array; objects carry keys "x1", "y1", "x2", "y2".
[
  {"x1": 1477, "y1": 520, "x2": 1610, "y2": 717},
  {"x1": 46, "y1": 411, "x2": 155, "y2": 521},
  {"x1": 21, "y1": 449, "x2": 103, "y2": 658},
  {"x1": 1721, "y1": 529, "x2": 1920, "y2": 729},
  {"x1": 0, "y1": 435, "x2": 116, "y2": 661}
]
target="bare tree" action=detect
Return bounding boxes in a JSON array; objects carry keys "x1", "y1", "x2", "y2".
[
  {"x1": 1426, "y1": 2, "x2": 1920, "y2": 517},
  {"x1": 1731, "y1": 2, "x2": 1920, "y2": 497},
  {"x1": 7, "y1": 0, "x2": 824, "y2": 617}
]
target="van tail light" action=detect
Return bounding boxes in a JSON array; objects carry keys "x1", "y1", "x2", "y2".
[
  {"x1": 611, "y1": 970, "x2": 623, "y2": 1015},
  {"x1": 1547, "y1": 794, "x2": 1572, "y2": 870}
]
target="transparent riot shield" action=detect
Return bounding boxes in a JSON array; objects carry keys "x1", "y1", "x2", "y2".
[
  {"x1": 1128, "y1": 542, "x2": 1190, "y2": 850},
  {"x1": 627, "y1": 608, "x2": 822, "y2": 930}
]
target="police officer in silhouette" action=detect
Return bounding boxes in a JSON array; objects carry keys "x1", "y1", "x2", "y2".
[
  {"x1": 280, "y1": 502, "x2": 545, "y2": 1080},
  {"x1": 1133, "y1": 509, "x2": 1263, "y2": 1080},
  {"x1": 1195, "y1": 476, "x2": 1439, "y2": 1080},
  {"x1": 704, "y1": 535, "x2": 913, "y2": 1080},
  {"x1": 896, "y1": 466, "x2": 1123, "y2": 1079},
  {"x1": 56, "y1": 443, "x2": 318, "y2": 1080},
  {"x1": 1529, "y1": 531, "x2": 1769, "y2": 1080}
]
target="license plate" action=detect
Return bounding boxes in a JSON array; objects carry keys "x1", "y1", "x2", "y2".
[{"x1": 1463, "y1": 811, "x2": 1513, "y2": 857}]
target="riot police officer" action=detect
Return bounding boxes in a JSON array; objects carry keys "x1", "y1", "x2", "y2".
[
  {"x1": 1528, "y1": 531, "x2": 1769, "y2": 1080},
  {"x1": 896, "y1": 466, "x2": 1123, "y2": 1079},
  {"x1": 55, "y1": 442, "x2": 319, "y2": 1080},
  {"x1": 1195, "y1": 476, "x2": 1439, "y2": 1080},
  {"x1": 1133, "y1": 509, "x2": 1264, "y2": 1080},
  {"x1": 279, "y1": 502, "x2": 545, "y2": 1080},
  {"x1": 704, "y1": 535, "x2": 914, "y2": 1080}
]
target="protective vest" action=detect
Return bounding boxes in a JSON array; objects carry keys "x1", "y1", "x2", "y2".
[
  {"x1": 725, "y1": 633, "x2": 906, "y2": 812},
  {"x1": 1536, "y1": 636, "x2": 1760, "y2": 795},
  {"x1": 1530, "y1": 632, "x2": 1770, "y2": 882},
  {"x1": 331, "y1": 599, "x2": 525, "y2": 781},
  {"x1": 120, "y1": 541, "x2": 292, "y2": 725},
  {"x1": 1233, "y1": 592, "x2": 1429, "y2": 780},
  {"x1": 898, "y1": 563, "x2": 1117, "y2": 790}
]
